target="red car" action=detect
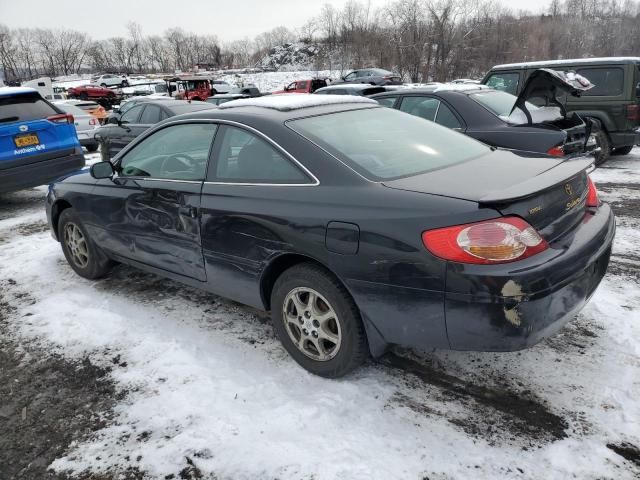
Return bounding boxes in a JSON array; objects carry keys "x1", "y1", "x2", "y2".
[
  {"x1": 273, "y1": 79, "x2": 327, "y2": 94},
  {"x1": 67, "y1": 85, "x2": 116, "y2": 102},
  {"x1": 168, "y1": 77, "x2": 213, "y2": 101}
]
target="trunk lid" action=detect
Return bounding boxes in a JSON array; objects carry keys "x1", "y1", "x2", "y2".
[
  {"x1": 511, "y1": 68, "x2": 594, "y2": 124},
  {"x1": 383, "y1": 148, "x2": 593, "y2": 241}
]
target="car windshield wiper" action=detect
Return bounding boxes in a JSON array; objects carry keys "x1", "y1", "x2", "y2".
[{"x1": 0, "y1": 116, "x2": 19, "y2": 123}]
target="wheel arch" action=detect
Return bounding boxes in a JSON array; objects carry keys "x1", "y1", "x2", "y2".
[
  {"x1": 259, "y1": 253, "x2": 388, "y2": 358},
  {"x1": 51, "y1": 199, "x2": 73, "y2": 240},
  {"x1": 260, "y1": 253, "x2": 334, "y2": 311}
]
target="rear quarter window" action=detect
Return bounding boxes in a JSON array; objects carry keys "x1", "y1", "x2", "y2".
[
  {"x1": 575, "y1": 67, "x2": 624, "y2": 96},
  {"x1": 485, "y1": 72, "x2": 520, "y2": 95},
  {"x1": 0, "y1": 92, "x2": 59, "y2": 123}
]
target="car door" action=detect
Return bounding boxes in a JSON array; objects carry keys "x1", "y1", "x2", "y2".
[
  {"x1": 90, "y1": 122, "x2": 218, "y2": 281},
  {"x1": 199, "y1": 124, "x2": 316, "y2": 307}
]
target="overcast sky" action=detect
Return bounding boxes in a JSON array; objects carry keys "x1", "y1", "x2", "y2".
[{"x1": 0, "y1": 0, "x2": 551, "y2": 42}]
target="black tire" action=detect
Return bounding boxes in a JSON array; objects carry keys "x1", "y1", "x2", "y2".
[
  {"x1": 86, "y1": 144, "x2": 99, "y2": 152},
  {"x1": 270, "y1": 263, "x2": 368, "y2": 378},
  {"x1": 613, "y1": 145, "x2": 634, "y2": 156},
  {"x1": 592, "y1": 128, "x2": 611, "y2": 165},
  {"x1": 100, "y1": 83, "x2": 107, "y2": 87},
  {"x1": 58, "y1": 208, "x2": 114, "y2": 279},
  {"x1": 121, "y1": 80, "x2": 128, "y2": 87}
]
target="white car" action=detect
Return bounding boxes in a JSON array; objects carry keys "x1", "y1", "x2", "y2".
[
  {"x1": 211, "y1": 80, "x2": 232, "y2": 94},
  {"x1": 53, "y1": 102, "x2": 99, "y2": 152},
  {"x1": 93, "y1": 74, "x2": 129, "y2": 88}
]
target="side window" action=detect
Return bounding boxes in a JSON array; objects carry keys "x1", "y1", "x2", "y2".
[
  {"x1": 120, "y1": 104, "x2": 144, "y2": 124},
  {"x1": 139, "y1": 105, "x2": 163, "y2": 124},
  {"x1": 297, "y1": 81, "x2": 308, "y2": 90},
  {"x1": 213, "y1": 126, "x2": 311, "y2": 184},
  {"x1": 399, "y1": 96, "x2": 439, "y2": 121},
  {"x1": 160, "y1": 109, "x2": 170, "y2": 121},
  {"x1": 485, "y1": 72, "x2": 520, "y2": 95},
  {"x1": 435, "y1": 103, "x2": 462, "y2": 129},
  {"x1": 344, "y1": 72, "x2": 357, "y2": 80},
  {"x1": 576, "y1": 67, "x2": 624, "y2": 96},
  {"x1": 119, "y1": 123, "x2": 217, "y2": 181},
  {"x1": 376, "y1": 96, "x2": 398, "y2": 107},
  {"x1": 286, "y1": 82, "x2": 296, "y2": 90}
]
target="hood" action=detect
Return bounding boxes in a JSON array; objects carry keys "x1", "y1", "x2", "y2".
[{"x1": 511, "y1": 68, "x2": 593, "y2": 125}]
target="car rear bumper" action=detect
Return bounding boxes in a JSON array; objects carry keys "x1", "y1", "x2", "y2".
[
  {"x1": 346, "y1": 204, "x2": 614, "y2": 355},
  {"x1": 444, "y1": 203, "x2": 615, "y2": 350},
  {"x1": 0, "y1": 149, "x2": 85, "y2": 193},
  {"x1": 609, "y1": 130, "x2": 640, "y2": 147}
]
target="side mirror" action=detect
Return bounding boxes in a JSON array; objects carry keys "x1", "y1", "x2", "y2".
[{"x1": 90, "y1": 161, "x2": 115, "y2": 179}]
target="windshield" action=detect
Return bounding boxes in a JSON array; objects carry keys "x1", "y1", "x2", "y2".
[
  {"x1": 469, "y1": 90, "x2": 537, "y2": 117},
  {"x1": 288, "y1": 107, "x2": 490, "y2": 181}
]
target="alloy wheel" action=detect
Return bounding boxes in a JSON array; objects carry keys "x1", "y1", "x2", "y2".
[
  {"x1": 64, "y1": 223, "x2": 89, "y2": 268},
  {"x1": 282, "y1": 287, "x2": 341, "y2": 361}
]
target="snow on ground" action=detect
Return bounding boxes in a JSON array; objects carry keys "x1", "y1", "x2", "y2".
[{"x1": 1, "y1": 150, "x2": 639, "y2": 479}]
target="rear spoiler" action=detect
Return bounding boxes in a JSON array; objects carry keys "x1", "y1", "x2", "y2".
[{"x1": 479, "y1": 157, "x2": 594, "y2": 204}]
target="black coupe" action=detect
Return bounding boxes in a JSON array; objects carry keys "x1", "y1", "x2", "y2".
[{"x1": 46, "y1": 95, "x2": 615, "y2": 377}]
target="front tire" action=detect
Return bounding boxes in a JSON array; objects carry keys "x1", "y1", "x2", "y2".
[
  {"x1": 58, "y1": 208, "x2": 114, "y2": 279},
  {"x1": 86, "y1": 144, "x2": 99, "y2": 152},
  {"x1": 613, "y1": 145, "x2": 634, "y2": 156},
  {"x1": 271, "y1": 263, "x2": 368, "y2": 378}
]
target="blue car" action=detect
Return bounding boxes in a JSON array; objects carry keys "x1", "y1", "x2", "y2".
[{"x1": 0, "y1": 87, "x2": 85, "y2": 193}]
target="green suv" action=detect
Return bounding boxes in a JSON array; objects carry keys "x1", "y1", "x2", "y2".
[{"x1": 482, "y1": 57, "x2": 640, "y2": 163}]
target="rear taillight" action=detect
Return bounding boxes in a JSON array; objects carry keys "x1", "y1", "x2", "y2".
[
  {"x1": 422, "y1": 217, "x2": 549, "y2": 264},
  {"x1": 586, "y1": 176, "x2": 599, "y2": 208},
  {"x1": 547, "y1": 145, "x2": 565, "y2": 157},
  {"x1": 625, "y1": 104, "x2": 640, "y2": 121},
  {"x1": 47, "y1": 113, "x2": 74, "y2": 124},
  {"x1": 89, "y1": 118, "x2": 97, "y2": 125}
]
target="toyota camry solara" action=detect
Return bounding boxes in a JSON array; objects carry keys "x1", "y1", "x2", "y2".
[{"x1": 46, "y1": 95, "x2": 615, "y2": 378}]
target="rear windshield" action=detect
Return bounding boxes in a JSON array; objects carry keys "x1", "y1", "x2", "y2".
[
  {"x1": 54, "y1": 103, "x2": 86, "y2": 116},
  {"x1": 469, "y1": 90, "x2": 538, "y2": 117},
  {"x1": 0, "y1": 92, "x2": 58, "y2": 123},
  {"x1": 76, "y1": 103, "x2": 99, "y2": 111},
  {"x1": 288, "y1": 107, "x2": 489, "y2": 181}
]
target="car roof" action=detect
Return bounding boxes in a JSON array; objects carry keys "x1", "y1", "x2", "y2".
[
  {"x1": 58, "y1": 99, "x2": 100, "y2": 107},
  {"x1": 218, "y1": 94, "x2": 375, "y2": 112},
  {"x1": 372, "y1": 84, "x2": 493, "y2": 95},
  {"x1": 491, "y1": 56, "x2": 640, "y2": 70},
  {"x1": 317, "y1": 84, "x2": 378, "y2": 91},
  {"x1": 171, "y1": 96, "x2": 380, "y2": 128},
  {"x1": 0, "y1": 86, "x2": 39, "y2": 97}
]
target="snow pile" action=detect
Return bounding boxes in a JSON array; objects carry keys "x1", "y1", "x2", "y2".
[{"x1": 257, "y1": 42, "x2": 321, "y2": 72}]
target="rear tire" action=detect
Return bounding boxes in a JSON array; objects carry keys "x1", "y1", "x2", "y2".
[
  {"x1": 613, "y1": 145, "x2": 634, "y2": 156},
  {"x1": 100, "y1": 83, "x2": 107, "y2": 87},
  {"x1": 86, "y1": 144, "x2": 99, "y2": 152},
  {"x1": 58, "y1": 208, "x2": 114, "y2": 280},
  {"x1": 592, "y1": 128, "x2": 611, "y2": 165},
  {"x1": 270, "y1": 263, "x2": 368, "y2": 378}
]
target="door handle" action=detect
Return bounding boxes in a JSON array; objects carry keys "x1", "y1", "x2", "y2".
[{"x1": 179, "y1": 206, "x2": 198, "y2": 218}]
